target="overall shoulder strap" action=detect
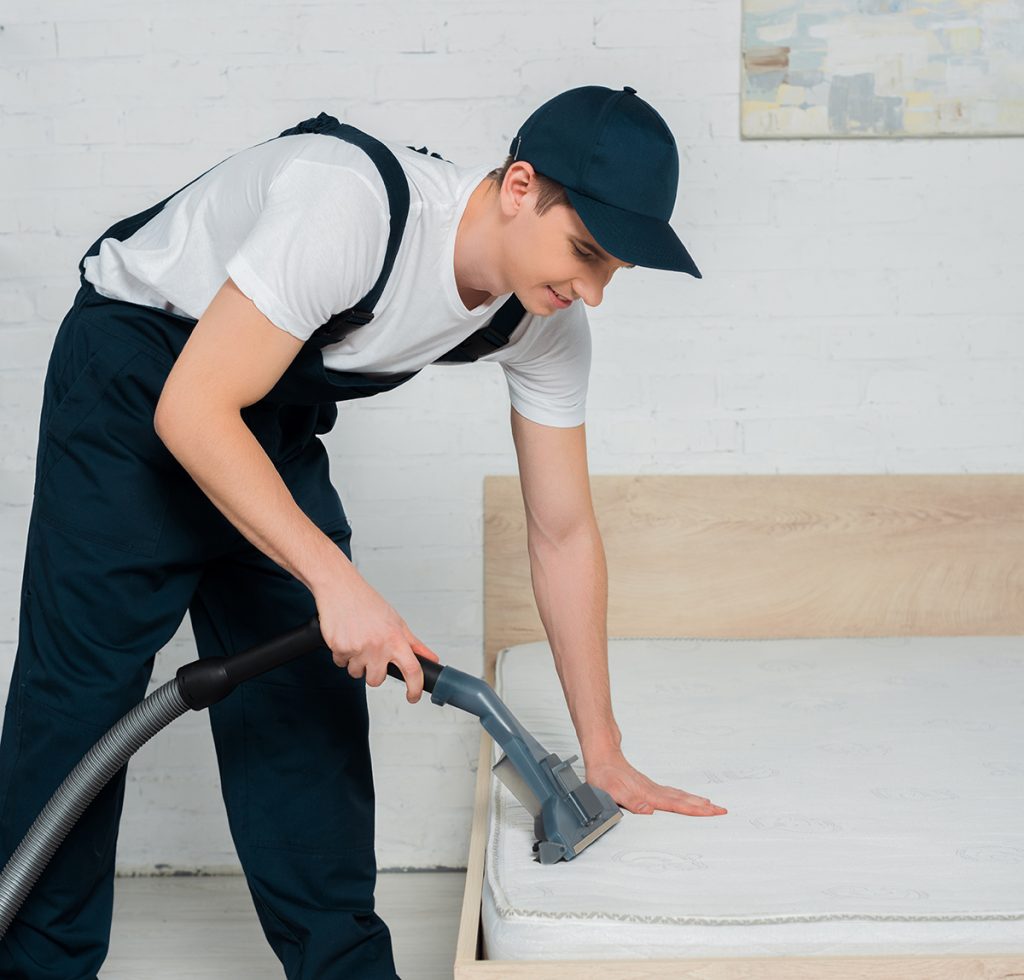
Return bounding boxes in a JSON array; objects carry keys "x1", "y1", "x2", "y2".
[
  {"x1": 280, "y1": 113, "x2": 411, "y2": 349},
  {"x1": 408, "y1": 141, "x2": 529, "y2": 362},
  {"x1": 433, "y1": 294, "x2": 527, "y2": 364},
  {"x1": 280, "y1": 113, "x2": 526, "y2": 362}
]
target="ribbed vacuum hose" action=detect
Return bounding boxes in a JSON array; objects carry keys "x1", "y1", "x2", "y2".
[
  {"x1": 0, "y1": 678, "x2": 189, "y2": 938},
  {"x1": 0, "y1": 616, "x2": 433, "y2": 940}
]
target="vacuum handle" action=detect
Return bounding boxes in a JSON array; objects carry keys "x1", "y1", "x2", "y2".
[
  {"x1": 386, "y1": 656, "x2": 444, "y2": 694},
  {"x1": 177, "y1": 617, "x2": 326, "y2": 709},
  {"x1": 177, "y1": 616, "x2": 444, "y2": 710},
  {"x1": 232, "y1": 619, "x2": 442, "y2": 693},
  {"x1": 223, "y1": 617, "x2": 325, "y2": 685}
]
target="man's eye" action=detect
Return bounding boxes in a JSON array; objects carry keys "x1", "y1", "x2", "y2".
[{"x1": 572, "y1": 245, "x2": 593, "y2": 260}]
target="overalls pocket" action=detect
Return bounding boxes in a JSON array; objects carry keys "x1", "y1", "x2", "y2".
[{"x1": 35, "y1": 339, "x2": 178, "y2": 557}]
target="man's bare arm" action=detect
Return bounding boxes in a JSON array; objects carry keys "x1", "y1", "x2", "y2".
[
  {"x1": 510, "y1": 406, "x2": 726, "y2": 816},
  {"x1": 154, "y1": 277, "x2": 438, "y2": 700}
]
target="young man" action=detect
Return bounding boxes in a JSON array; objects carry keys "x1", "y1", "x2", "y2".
[{"x1": 0, "y1": 85, "x2": 725, "y2": 979}]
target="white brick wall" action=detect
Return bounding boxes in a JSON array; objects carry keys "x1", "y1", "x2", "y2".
[{"x1": 1, "y1": 0, "x2": 1022, "y2": 875}]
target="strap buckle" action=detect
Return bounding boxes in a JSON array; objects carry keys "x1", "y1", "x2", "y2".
[{"x1": 342, "y1": 308, "x2": 374, "y2": 326}]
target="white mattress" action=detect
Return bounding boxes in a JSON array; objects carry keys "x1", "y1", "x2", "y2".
[{"x1": 482, "y1": 636, "x2": 1024, "y2": 961}]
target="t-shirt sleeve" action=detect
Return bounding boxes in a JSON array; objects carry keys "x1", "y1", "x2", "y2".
[
  {"x1": 224, "y1": 158, "x2": 388, "y2": 342},
  {"x1": 487, "y1": 301, "x2": 591, "y2": 428}
]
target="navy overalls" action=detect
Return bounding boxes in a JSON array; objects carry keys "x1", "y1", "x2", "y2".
[{"x1": 0, "y1": 114, "x2": 521, "y2": 980}]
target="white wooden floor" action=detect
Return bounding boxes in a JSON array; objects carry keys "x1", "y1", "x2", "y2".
[{"x1": 105, "y1": 871, "x2": 466, "y2": 979}]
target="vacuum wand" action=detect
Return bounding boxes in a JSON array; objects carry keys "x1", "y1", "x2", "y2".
[
  {"x1": 183, "y1": 621, "x2": 622, "y2": 864},
  {"x1": 180, "y1": 622, "x2": 621, "y2": 865}
]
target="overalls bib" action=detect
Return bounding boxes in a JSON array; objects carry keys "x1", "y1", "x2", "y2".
[{"x1": 0, "y1": 114, "x2": 476, "y2": 980}]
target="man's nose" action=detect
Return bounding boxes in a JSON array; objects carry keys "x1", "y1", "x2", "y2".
[{"x1": 576, "y1": 266, "x2": 617, "y2": 307}]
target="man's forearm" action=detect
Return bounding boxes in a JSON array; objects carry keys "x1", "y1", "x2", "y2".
[
  {"x1": 155, "y1": 402, "x2": 354, "y2": 596},
  {"x1": 527, "y1": 520, "x2": 623, "y2": 764}
]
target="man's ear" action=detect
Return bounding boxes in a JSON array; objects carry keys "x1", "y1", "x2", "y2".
[{"x1": 502, "y1": 161, "x2": 537, "y2": 216}]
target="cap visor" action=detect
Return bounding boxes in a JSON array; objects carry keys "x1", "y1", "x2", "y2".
[{"x1": 565, "y1": 188, "x2": 702, "y2": 278}]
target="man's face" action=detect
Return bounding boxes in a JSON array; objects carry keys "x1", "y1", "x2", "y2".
[{"x1": 501, "y1": 167, "x2": 635, "y2": 316}]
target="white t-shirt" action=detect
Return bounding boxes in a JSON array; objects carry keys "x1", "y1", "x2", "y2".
[{"x1": 82, "y1": 131, "x2": 590, "y2": 427}]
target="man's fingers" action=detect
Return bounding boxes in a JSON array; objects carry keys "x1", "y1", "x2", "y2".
[
  {"x1": 670, "y1": 788, "x2": 727, "y2": 814},
  {"x1": 409, "y1": 636, "x2": 441, "y2": 663},
  {"x1": 638, "y1": 800, "x2": 728, "y2": 816},
  {"x1": 588, "y1": 759, "x2": 729, "y2": 818},
  {"x1": 395, "y1": 651, "x2": 425, "y2": 703},
  {"x1": 405, "y1": 635, "x2": 441, "y2": 701},
  {"x1": 640, "y1": 787, "x2": 729, "y2": 817}
]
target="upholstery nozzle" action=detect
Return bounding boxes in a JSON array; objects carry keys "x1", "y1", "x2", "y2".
[{"x1": 389, "y1": 654, "x2": 622, "y2": 864}]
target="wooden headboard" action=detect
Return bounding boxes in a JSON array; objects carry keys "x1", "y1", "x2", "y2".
[{"x1": 482, "y1": 474, "x2": 1024, "y2": 681}]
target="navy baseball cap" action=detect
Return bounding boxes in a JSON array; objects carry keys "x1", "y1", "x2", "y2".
[{"x1": 510, "y1": 85, "x2": 701, "y2": 278}]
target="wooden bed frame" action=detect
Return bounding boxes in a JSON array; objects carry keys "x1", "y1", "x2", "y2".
[{"x1": 453, "y1": 474, "x2": 1024, "y2": 979}]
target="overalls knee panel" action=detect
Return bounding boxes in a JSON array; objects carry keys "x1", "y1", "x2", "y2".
[{"x1": 0, "y1": 115, "x2": 446, "y2": 980}]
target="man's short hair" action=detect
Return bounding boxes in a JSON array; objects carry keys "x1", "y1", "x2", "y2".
[{"x1": 487, "y1": 155, "x2": 571, "y2": 216}]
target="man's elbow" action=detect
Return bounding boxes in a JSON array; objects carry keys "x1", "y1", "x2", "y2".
[
  {"x1": 153, "y1": 383, "x2": 234, "y2": 454},
  {"x1": 154, "y1": 399, "x2": 196, "y2": 461},
  {"x1": 153, "y1": 387, "x2": 179, "y2": 448},
  {"x1": 527, "y1": 513, "x2": 601, "y2": 557}
]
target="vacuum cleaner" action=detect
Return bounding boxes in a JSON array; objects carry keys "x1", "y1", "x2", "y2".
[{"x1": 0, "y1": 617, "x2": 622, "y2": 938}]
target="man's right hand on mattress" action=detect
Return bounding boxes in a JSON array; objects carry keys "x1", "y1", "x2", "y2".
[{"x1": 315, "y1": 577, "x2": 440, "y2": 704}]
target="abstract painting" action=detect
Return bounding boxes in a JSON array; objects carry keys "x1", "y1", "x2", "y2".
[{"x1": 742, "y1": 0, "x2": 1024, "y2": 137}]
